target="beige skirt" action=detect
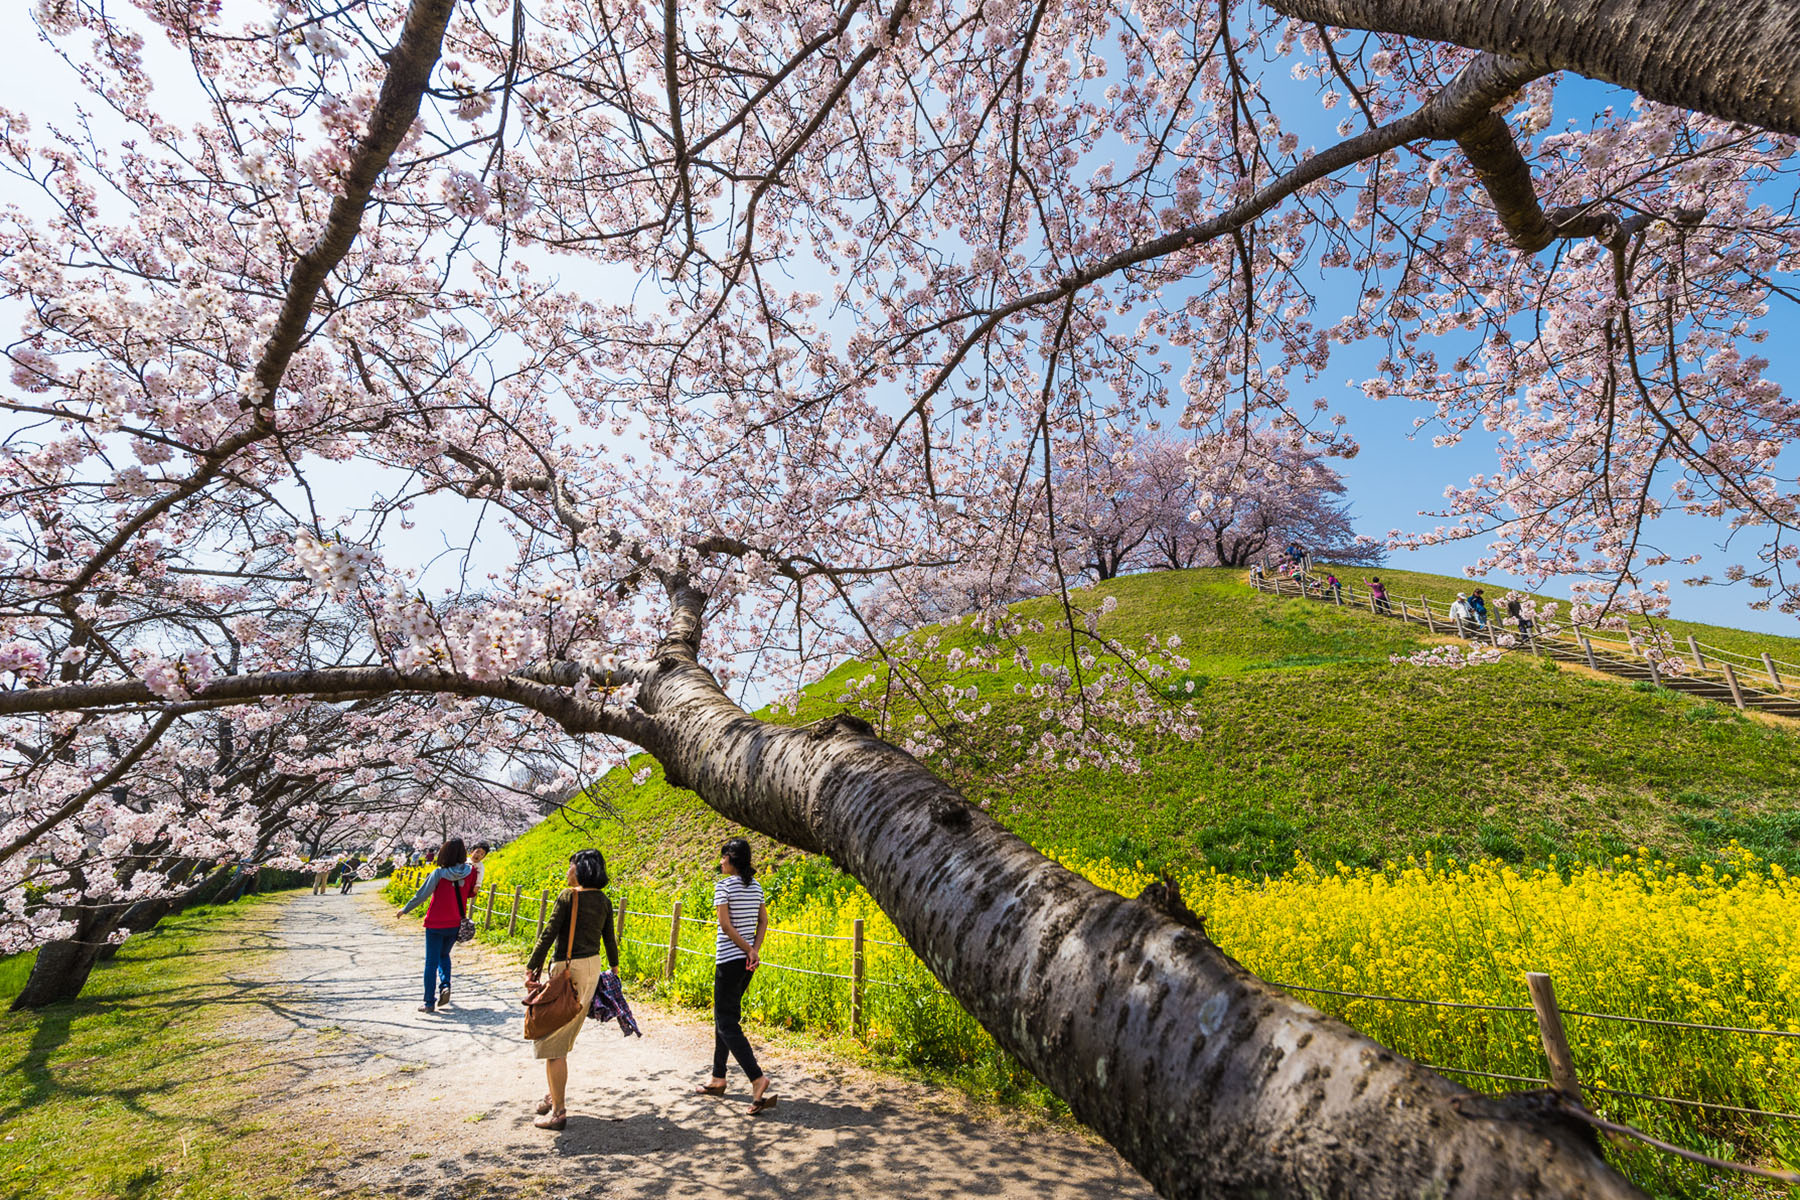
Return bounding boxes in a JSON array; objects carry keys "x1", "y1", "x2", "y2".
[{"x1": 533, "y1": 954, "x2": 604, "y2": 1059}]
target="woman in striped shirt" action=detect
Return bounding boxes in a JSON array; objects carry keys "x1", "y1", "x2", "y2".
[{"x1": 694, "y1": 838, "x2": 776, "y2": 1114}]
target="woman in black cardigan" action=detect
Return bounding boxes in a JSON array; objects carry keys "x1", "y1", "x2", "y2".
[{"x1": 525, "y1": 849, "x2": 620, "y2": 1130}]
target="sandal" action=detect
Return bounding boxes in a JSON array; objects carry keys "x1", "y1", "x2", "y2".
[
  {"x1": 693, "y1": 1083, "x2": 726, "y2": 1097},
  {"x1": 748, "y1": 1093, "x2": 778, "y2": 1116},
  {"x1": 534, "y1": 1108, "x2": 567, "y2": 1131},
  {"x1": 536, "y1": 1093, "x2": 554, "y2": 1116}
]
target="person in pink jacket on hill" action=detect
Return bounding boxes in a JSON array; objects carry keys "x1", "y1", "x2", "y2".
[{"x1": 397, "y1": 838, "x2": 476, "y2": 1013}]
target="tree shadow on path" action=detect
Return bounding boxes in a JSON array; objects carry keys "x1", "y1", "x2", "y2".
[{"x1": 262, "y1": 891, "x2": 1152, "y2": 1200}]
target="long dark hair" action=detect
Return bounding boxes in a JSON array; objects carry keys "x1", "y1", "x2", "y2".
[
  {"x1": 436, "y1": 838, "x2": 466, "y2": 868},
  {"x1": 721, "y1": 838, "x2": 755, "y2": 882},
  {"x1": 570, "y1": 848, "x2": 609, "y2": 890}
]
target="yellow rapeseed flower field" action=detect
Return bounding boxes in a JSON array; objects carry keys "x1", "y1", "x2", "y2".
[{"x1": 412, "y1": 846, "x2": 1800, "y2": 1185}]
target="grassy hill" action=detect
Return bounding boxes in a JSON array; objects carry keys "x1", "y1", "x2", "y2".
[
  {"x1": 459, "y1": 568, "x2": 1800, "y2": 1193},
  {"x1": 486, "y1": 567, "x2": 1800, "y2": 895}
]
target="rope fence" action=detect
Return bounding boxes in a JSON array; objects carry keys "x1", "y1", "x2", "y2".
[{"x1": 390, "y1": 858, "x2": 1799, "y2": 1180}]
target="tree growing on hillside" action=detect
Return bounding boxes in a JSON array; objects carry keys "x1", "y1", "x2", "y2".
[
  {"x1": 3, "y1": 0, "x2": 1798, "y2": 1194},
  {"x1": 1057, "y1": 429, "x2": 1374, "y2": 578}
]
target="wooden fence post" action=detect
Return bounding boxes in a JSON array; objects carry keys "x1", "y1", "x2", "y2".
[
  {"x1": 1420, "y1": 598, "x2": 1434, "y2": 632},
  {"x1": 483, "y1": 883, "x2": 497, "y2": 930},
  {"x1": 1579, "y1": 632, "x2": 1598, "y2": 671},
  {"x1": 1686, "y1": 634, "x2": 1705, "y2": 671},
  {"x1": 536, "y1": 890, "x2": 549, "y2": 938},
  {"x1": 1764, "y1": 652, "x2": 1783, "y2": 690},
  {"x1": 1525, "y1": 972, "x2": 1583, "y2": 1102},
  {"x1": 506, "y1": 885, "x2": 523, "y2": 936},
  {"x1": 851, "y1": 918, "x2": 866, "y2": 1036},
  {"x1": 616, "y1": 899, "x2": 628, "y2": 949},
  {"x1": 1487, "y1": 619, "x2": 1501, "y2": 647},
  {"x1": 1721, "y1": 662, "x2": 1746, "y2": 710},
  {"x1": 665, "y1": 899, "x2": 683, "y2": 981},
  {"x1": 1398, "y1": 600, "x2": 1409, "y2": 623},
  {"x1": 1367, "y1": 588, "x2": 1377, "y2": 614}
]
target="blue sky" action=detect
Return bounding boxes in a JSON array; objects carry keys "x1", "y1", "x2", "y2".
[
  {"x1": 1, "y1": 12, "x2": 1793, "y2": 640},
  {"x1": 1305, "y1": 73, "x2": 1799, "y2": 636}
]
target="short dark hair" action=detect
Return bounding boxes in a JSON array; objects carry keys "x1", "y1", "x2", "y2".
[
  {"x1": 472, "y1": 841, "x2": 491, "y2": 853},
  {"x1": 570, "y1": 848, "x2": 608, "y2": 890},
  {"x1": 436, "y1": 838, "x2": 466, "y2": 868},
  {"x1": 721, "y1": 838, "x2": 755, "y2": 882}
]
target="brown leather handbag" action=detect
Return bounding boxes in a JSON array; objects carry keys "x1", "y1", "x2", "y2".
[{"x1": 522, "y1": 889, "x2": 582, "y2": 1040}]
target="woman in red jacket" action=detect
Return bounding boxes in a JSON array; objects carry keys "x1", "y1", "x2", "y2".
[{"x1": 397, "y1": 838, "x2": 476, "y2": 1013}]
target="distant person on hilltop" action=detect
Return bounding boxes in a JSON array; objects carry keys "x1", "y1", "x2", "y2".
[
  {"x1": 525, "y1": 849, "x2": 620, "y2": 1131},
  {"x1": 1368, "y1": 576, "x2": 1391, "y2": 615},
  {"x1": 1469, "y1": 588, "x2": 1490, "y2": 629},
  {"x1": 1324, "y1": 573, "x2": 1342, "y2": 603},
  {"x1": 396, "y1": 839, "x2": 476, "y2": 1014},
  {"x1": 1506, "y1": 594, "x2": 1533, "y2": 636},
  {"x1": 1449, "y1": 593, "x2": 1474, "y2": 636}
]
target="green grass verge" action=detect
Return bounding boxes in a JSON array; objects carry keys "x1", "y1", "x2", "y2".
[{"x1": 0, "y1": 898, "x2": 318, "y2": 1200}]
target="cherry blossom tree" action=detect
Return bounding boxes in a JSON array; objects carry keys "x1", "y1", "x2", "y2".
[
  {"x1": 1174, "y1": 425, "x2": 1378, "y2": 569},
  {"x1": 1056, "y1": 439, "x2": 1159, "y2": 581},
  {"x1": 1053, "y1": 429, "x2": 1373, "y2": 578},
  {"x1": 2, "y1": 0, "x2": 1797, "y2": 1192}
]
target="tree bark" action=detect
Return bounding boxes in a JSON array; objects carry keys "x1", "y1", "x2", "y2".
[
  {"x1": 11, "y1": 903, "x2": 124, "y2": 1010},
  {"x1": 628, "y1": 649, "x2": 1641, "y2": 1198},
  {"x1": 1266, "y1": 0, "x2": 1800, "y2": 137}
]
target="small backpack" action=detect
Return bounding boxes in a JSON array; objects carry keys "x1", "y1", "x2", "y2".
[{"x1": 452, "y1": 878, "x2": 476, "y2": 944}]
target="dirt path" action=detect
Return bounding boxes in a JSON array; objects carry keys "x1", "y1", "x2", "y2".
[{"x1": 257, "y1": 890, "x2": 1153, "y2": 1199}]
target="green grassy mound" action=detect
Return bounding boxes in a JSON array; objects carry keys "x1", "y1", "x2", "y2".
[
  {"x1": 457, "y1": 571, "x2": 1800, "y2": 1192},
  {"x1": 486, "y1": 567, "x2": 1800, "y2": 895}
]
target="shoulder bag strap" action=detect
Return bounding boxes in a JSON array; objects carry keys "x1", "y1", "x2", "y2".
[
  {"x1": 452, "y1": 876, "x2": 467, "y2": 921},
  {"x1": 564, "y1": 889, "x2": 580, "y2": 962}
]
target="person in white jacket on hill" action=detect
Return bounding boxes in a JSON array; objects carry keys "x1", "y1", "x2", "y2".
[{"x1": 1448, "y1": 593, "x2": 1474, "y2": 636}]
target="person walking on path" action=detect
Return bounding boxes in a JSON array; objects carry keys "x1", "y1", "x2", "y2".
[
  {"x1": 338, "y1": 856, "x2": 360, "y2": 894},
  {"x1": 1368, "y1": 576, "x2": 1390, "y2": 615},
  {"x1": 695, "y1": 838, "x2": 776, "y2": 1115},
  {"x1": 525, "y1": 849, "x2": 620, "y2": 1131},
  {"x1": 312, "y1": 865, "x2": 328, "y2": 895},
  {"x1": 396, "y1": 839, "x2": 476, "y2": 1014},
  {"x1": 469, "y1": 842, "x2": 489, "y2": 893}
]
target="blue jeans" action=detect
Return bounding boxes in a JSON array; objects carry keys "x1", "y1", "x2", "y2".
[{"x1": 423, "y1": 928, "x2": 457, "y2": 1008}]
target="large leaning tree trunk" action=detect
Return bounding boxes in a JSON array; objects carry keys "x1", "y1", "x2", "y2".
[
  {"x1": 626, "y1": 589, "x2": 1640, "y2": 1199},
  {"x1": 0, "y1": 584, "x2": 1643, "y2": 1195}
]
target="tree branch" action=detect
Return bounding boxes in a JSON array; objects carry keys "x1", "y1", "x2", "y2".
[{"x1": 1265, "y1": 0, "x2": 1800, "y2": 136}]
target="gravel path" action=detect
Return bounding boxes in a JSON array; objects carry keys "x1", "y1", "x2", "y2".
[{"x1": 259, "y1": 890, "x2": 1153, "y2": 1200}]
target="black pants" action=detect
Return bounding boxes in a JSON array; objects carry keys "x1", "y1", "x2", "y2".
[{"x1": 711, "y1": 959, "x2": 763, "y2": 1082}]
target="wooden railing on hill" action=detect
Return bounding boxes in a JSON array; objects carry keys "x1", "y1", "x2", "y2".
[{"x1": 1249, "y1": 570, "x2": 1800, "y2": 719}]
